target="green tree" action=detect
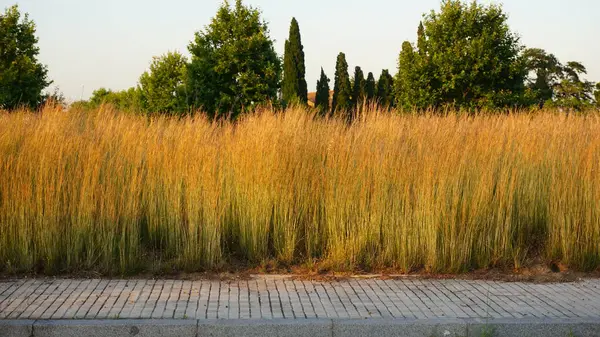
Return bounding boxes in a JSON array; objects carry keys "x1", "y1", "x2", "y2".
[
  {"x1": 523, "y1": 49, "x2": 595, "y2": 110},
  {"x1": 595, "y1": 83, "x2": 600, "y2": 107},
  {"x1": 282, "y1": 17, "x2": 307, "y2": 105},
  {"x1": 332, "y1": 52, "x2": 351, "y2": 114},
  {"x1": 187, "y1": 0, "x2": 281, "y2": 118},
  {"x1": 550, "y1": 61, "x2": 595, "y2": 111},
  {"x1": 315, "y1": 67, "x2": 330, "y2": 115},
  {"x1": 522, "y1": 48, "x2": 562, "y2": 106},
  {"x1": 395, "y1": 1, "x2": 527, "y2": 110},
  {"x1": 351, "y1": 66, "x2": 365, "y2": 109},
  {"x1": 376, "y1": 69, "x2": 394, "y2": 108},
  {"x1": 365, "y1": 72, "x2": 376, "y2": 102},
  {"x1": 87, "y1": 87, "x2": 142, "y2": 112},
  {"x1": 417, "y1": 21, "x2": 426, "y2": 56},
  {"x1": 0, "y1": 5, "x2": 50, "y2": 109},
  {"x1": 139, "y1": 51, "x2": 188, "y2": 114}
]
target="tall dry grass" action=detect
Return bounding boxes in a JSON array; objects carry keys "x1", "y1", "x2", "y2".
[{"x1": 0, "y1": 105, "x2": 599, "y2": 274}]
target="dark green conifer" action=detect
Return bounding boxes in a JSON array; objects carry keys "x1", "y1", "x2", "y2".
[
  {"x1": 352, "y1": 66, "x2": 366, "y2": 108},
  {"x1": 315, "y1": 68, "x2": 330, "y2": 115},
  {"x1": 282, "y1": 18, "x2": 308, "y2": 104},
  {"x1": 376, "y1": 69, "x2": 395, "y2": 108},
  {"x1": 332, "y1": 52, "x2": 352, "y2": 114},
  {"x1": 365, "y1": 72, "x2": 376, "y2": 102}
]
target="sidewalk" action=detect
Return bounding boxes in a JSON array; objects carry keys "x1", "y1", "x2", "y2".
[{"x1": 2, "y1": 277, "x2": 600, "y2": 336}]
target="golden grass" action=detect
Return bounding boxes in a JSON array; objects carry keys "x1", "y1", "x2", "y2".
[{"x1": 0, "y1": 105, "x2": 599, "y2": 275}]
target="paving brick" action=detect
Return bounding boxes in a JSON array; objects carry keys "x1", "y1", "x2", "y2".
[
  {"x1": 118, "y1": 280, "x2": 147, "y2": 319},
  {"x1": 64, "y1": 279, "x2": 101, "y2": 319}
]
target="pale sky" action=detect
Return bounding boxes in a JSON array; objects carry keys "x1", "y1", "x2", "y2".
[{"x1": 9, "y1": 0, "x2": 600, "y2": 101}]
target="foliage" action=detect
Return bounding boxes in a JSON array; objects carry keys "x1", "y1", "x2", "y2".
[
  {"x1": 187, "y1": 0, "x2": 281, "y2": 119},
  {"x1": 523, "y1": 49, "x2": 595, "y2": 110},
  {"x1": 376, "y1": 69, "x2": 394, "y2": 108},
  {"x1": 315, "y1": 67, "x2": 330, "y2": 115},
  {"x1": 85, "y1": 87, "x2": 142, "y2": 112},
  {"x1": 332, "y1": 52, "x2": 352, "y2": 114},
  {"x1": 282, "y1": 18, "x2": 307, "y2": 105},
  {"x1": 395, "y1": 1, "x2": 528, "y2": 110},
  {"x1": 0, "y1": 5, "x2": 50, "y2": 109},
  {"x1": 139, "y1": 51, "x2": 188, "y2": 114},
  {"x1": 550, "y1": 62, "x2": 595, "y2": 111},
  {"x1": 595, "y1": 83, "x2": 600, "y2": 107},
  {"x1": 522, "y1": 48, "x2": 562, "y2": 106},
  {"x1": 352, "y1": 66, "x2": 365, "y2": 109},
  {"x1": 365, "y1": 72, "x2": 376, "y2": 102},
  {"x1": 2, "y1": 106, "x2": 600, "y2": 274}
]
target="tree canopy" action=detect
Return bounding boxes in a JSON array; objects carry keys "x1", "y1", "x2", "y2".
[
  {"x1": 84, "y1": 87, "x2": 142, "y2": 111},
  {"x1": 523, "y1": 48, "x2": 595, "y2": 110},
  {"x1": 186, "y1": 0, "x2": 281, "y2": 118},
  {"x1": 395, "y1": 0, "x2": 528, "y2": 110},
  {"x1": 0, "y1": 5, "x2": 50, "y2": 109},
  {"x1": 139, "y1": 51, "x2": 188, "y2": 114}
]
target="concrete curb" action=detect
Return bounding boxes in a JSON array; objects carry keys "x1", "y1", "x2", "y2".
[{"x1": 1, "y1": 318, "x2": 599, "y2": 337}]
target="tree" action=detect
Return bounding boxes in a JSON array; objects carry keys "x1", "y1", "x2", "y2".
[
  {"x1": 282, "y1": 17, "x2": 307, "y2": 105},
  {"x1": 86, "y1": 87, "x2": 142, "y2": 112},
  {"x1": 395, "y1": 1, "x2": 527, "y2": 110},
  {"x1": 187, "y1": 0, "x2": 281, "y2": 118},
  {"x1": 0, "y1": 5, "x2": 50, "y2": 109},
  {"x1": 523, "y1": 48, "x2": 595, "y2": 110},
  {"x1": 332, "y1": 52, "x2": 352, "y2": 114},
  {"x1": 139, "y1": 51, "x2": 188, "y2": 114},
  {"x1": 365, "y1": 72, "x2": 376, "y2": 102},
  {"x1": 522, "y1": 48, "x2": 562, "y2": 106},
  {"x1": 550, "y1": 61, "x2": 595, "y2": 111},
  {"x1": 315, "y1": 67, "x2": 330, "y2": 115},
  {"x1": 595, "y1": 83, "x2": 600, "y2": 108},
  {"x1": 351, "y1": 66, "x2": 365, "y2": 109},
  {"x1": 376, "y1": 69, "x2": 394, "y2": 108},
  {"x1": 417, "y1": 21, "x2": 426, "y2": 56}
]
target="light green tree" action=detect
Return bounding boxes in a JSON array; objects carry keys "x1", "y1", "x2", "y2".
[
  {"x1": 86, "y1": 87, "x2": 142, "y2": 112},
  {"x1": 139, "y1": 51, "x2": 188, "y2": 114}
]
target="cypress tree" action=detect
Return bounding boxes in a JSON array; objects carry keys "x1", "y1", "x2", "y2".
[
  {"x1": 365, "y1": 72, "x2": 376, "y2": 102},
  {"x1": 332, "y1": 52, "x2": 352, "y2": 114},
  {"x1": 315, "y1": 67, "x2": 330, "y2": 115},
  {"x1": 282, "y1": 17, "x2": 308, "y2": 104},
  {"x1": 376, "y1": 69, "x2": 395, "y2": 108},
  {"x1": 417, "y1": 21, "x2": 427, "y2": 56},
  {"x1": 352, "y1": 66, "x2": 366, "y2": 108}
]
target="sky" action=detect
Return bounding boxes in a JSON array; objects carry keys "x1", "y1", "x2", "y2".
[{"x1": 9, "y1": 0, "x2": 600, "y2": 101}]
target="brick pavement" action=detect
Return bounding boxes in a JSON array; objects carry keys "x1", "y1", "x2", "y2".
[{"x1": 1, "y1": 277, "x2": 600, "y2": 321}]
